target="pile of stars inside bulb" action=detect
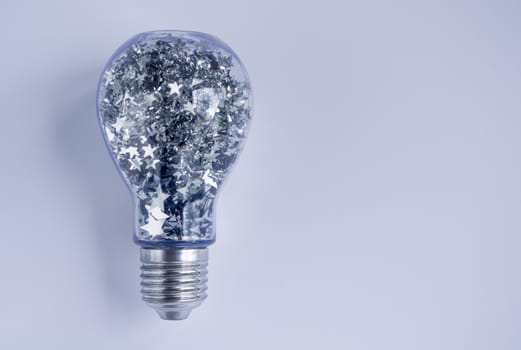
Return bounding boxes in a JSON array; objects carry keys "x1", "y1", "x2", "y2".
[{"x1": 99, "y1": 32, "x2": 250, "y2": 243}]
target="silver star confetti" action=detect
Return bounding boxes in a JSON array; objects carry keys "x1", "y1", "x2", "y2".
[{"x1": 98, "y1": 31, "x2": 252, "y2": 244}]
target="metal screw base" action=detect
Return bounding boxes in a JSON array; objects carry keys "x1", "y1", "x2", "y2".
[{"x1": 140, "y1": 247, "x2": 209, "y2": 320}]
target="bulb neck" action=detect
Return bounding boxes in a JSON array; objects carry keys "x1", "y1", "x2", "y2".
[
  {"x1": 135, "y1": 196, "x2": 217, "y2": 243},
  {"x1": 140, "y1": 247, "x2": 209, "y2": 320}
]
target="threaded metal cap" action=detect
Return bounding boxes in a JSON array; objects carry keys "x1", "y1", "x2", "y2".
[{"x1": 140, "y1": 247, "x2": 209, "y2": 320}]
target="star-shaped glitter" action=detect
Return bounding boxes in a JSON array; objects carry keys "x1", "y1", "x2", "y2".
[
  {"x1": 168, "y1": 82, "x2": 181, "y2": 95},
  {"x1": 113, "y1": 117, "x2": 130, "y2": 133},
  {"x1": 121, "y1": 146, "x2": 139, "y2": 158},
  {"x1": 144, "y1": 157, "x2": 159, "y2": 169},
  {"x1": 142, "y1": 145, "x2": 155, "y2": 158},
  {"x1": 140, "y1": 216, "x2": 166, "y2": 236},
  {"x1": 148, "y1": 186, "x2": 170, "y2": 210},
  {"x1": 150, "y1": 206, "x2": 169, "y2": 220},
  {"x1": 205, "y1": 148, "x2": 219, "y2": 162},
  {"x1": 144, "y1": 93, "x2": 158, "y2": 105}
]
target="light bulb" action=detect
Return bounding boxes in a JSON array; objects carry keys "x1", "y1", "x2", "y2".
[{"x1": 96, "y1": 31, "x2": 252, "y2": 320}]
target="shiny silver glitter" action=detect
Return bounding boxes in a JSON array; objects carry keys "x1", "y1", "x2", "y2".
[{"x1": 98, "y1": 31, "x2": 251, "y2": 244}]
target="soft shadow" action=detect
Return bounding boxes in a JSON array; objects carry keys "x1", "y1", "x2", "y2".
[{"x1": 52, "y1": 69, "x2": 142, "y2": 316}]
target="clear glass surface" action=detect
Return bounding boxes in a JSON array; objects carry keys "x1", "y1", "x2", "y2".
[{"x1": 97, "y1": 31, "x2": 252, "y2": 247}]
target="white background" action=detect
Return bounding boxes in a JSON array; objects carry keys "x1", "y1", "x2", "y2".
[{"x1": 1, "y1": 1, "x2": 520, "y2": 349}]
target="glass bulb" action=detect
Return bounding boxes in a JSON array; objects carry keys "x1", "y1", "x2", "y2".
[{"x1": 97, "y1": 31, "x2": 252, "y2": 320}]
